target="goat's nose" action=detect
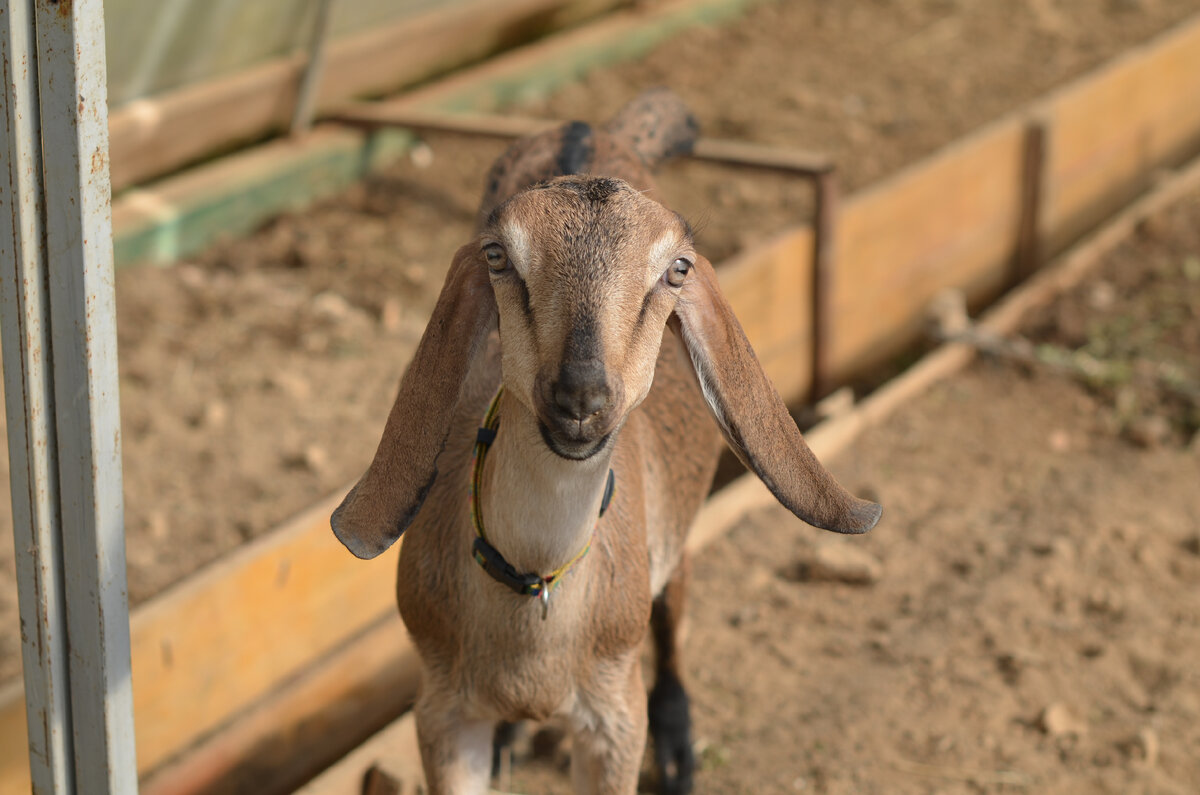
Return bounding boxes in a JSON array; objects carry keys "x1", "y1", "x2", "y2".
[{"x1": 553, "y1": 360, "x2": 610, "y2": 420}]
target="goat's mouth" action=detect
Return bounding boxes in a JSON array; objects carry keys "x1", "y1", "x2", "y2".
[{"x1": 537, "y1": 421, "x2": 613, "y2": 461}]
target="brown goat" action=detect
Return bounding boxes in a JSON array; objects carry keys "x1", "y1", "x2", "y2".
[{"x1": 332, "y1": 89, "x2": 880, "y2": 794}]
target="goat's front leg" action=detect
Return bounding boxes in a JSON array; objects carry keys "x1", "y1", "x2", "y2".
[
  {"x1": 569, "y1": 655, "x2": 649, "y2": 795},
  {"x1": 649, "y1": 555, "x2": 695, "y2": 795},
  {"x1": 414, "y1": 686, "x2": 494, "y2": 795}
]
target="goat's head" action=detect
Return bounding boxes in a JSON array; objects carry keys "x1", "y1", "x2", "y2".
[
  {"x1": 481, "y1": 176, "x2": 691, "y2": 460},
  {"x1": 332, "y1": 175, "x2": 880, "y2": 560}
]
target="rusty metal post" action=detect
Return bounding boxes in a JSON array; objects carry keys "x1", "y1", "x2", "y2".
[
  {"x1": 810, "y1": 169, "x2": 839, "y2": 401},
  {"x1": 0, "y1": 0, "x2": 137, "y2": 790},
  {"x1": 1013, "y1": 119, "x2": 1047, "y2": 285}
]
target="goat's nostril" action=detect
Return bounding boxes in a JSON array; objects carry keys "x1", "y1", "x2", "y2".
[
  {"x1": 553, "y1": 361, "x2": 609, "y2": 421},
  {"x1": 553, "y1": 382, "x2": 607, "y2": 420}
]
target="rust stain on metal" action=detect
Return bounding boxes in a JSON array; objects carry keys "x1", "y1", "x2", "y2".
[{"x1": 48, "y1": 0, "x2": 73, "y2": 19}]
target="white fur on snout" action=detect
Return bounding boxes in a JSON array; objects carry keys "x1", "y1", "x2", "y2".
[{"x1": 503, "y1": 218, "x2": 533, "y2": 278}]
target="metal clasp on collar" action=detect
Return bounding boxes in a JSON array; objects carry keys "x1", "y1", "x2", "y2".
[{"x1": 539, "y1": 583, "x2": 550, "y2": 620}]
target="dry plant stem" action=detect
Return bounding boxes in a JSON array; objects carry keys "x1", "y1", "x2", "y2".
[{"x1": 933, "y1": 307, "x2": 1200, "y2": 401}]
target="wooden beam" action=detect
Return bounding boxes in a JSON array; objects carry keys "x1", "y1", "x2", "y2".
[
  {"x1": 127, "y1": 493, "x2": 407, "y2": 775},
  {"x1": 0, "y1": 492, "x2": 404, "y2": 793},
  {"x1": 106, "y1": 0, "x2": 630, "y2": 189},
  {"x1": 140, "y1": 617, "x2": 420, "y2": 795},
  {"x1": 112, "y1": 125, "x2": 415, "y2": 268},
  {"x1": 829, "y1": 116, "x2": 1028, "y2": 382},
  {"x1": 297, "y1": 711, "x2": 423, "y2": 795},
  {"x1": 110, "y1": 0, "x2": 769, "y2": 268},
  {"x1": 326, "y1": 104, "x2": 552, "y2": 139},
  {"x1": 1037, "y1": 13, "x2": 1200, "y2": 255},
  {"x1": 0, "y1": 681, "x2": 32, "y2": 795},
  {"x1": 718, "y1": 227, "x2": 816, "y2": 402}
]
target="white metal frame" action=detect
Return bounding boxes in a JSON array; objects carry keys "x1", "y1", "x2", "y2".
[{"x1": 1, "y1": 0, "x2": 137, "y2": 791}]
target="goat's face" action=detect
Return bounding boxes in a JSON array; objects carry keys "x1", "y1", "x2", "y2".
[
  {"x1": 479, "y1": 176, "x2": 694, "y2": 460},
  {"x1": 334, "y1": 176, "x2": 880, "y2": 561}
]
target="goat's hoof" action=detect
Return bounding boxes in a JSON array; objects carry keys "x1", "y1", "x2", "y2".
[
  {"x1": 649, "y1": 672, "x2": 695, "y2": 795},
  {"x1": 491, "y1": 720, "x2": 521, "y2": 778}
]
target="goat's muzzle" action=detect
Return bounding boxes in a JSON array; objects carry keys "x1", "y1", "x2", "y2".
[{"x1": 536, "y1": 360, "x2": 623, "y2": 460}]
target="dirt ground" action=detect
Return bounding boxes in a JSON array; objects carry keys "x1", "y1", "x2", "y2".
[
  {"x1": 503, "y1": 191, "x2": 1200, "y2": 793},
  {"x1": 1, "y1": 0, "x2": 1199, "y2": 773}
]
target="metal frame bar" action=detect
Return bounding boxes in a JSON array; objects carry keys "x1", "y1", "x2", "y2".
[
  {"x1": 327, "y1": 104, "x2": 840, "y2": 399},
  {"x1": 291, "y1": 0, "x2": 338, "y2": 136},
  {"x1": 1013, "y1": 118, "x2": 1047, "y2": 286},
  {"x1": 0, "y1": 2, "x2": 72, "y2": 788},
  {"x1": 1, "y1": 0, "x2": 137, "y2": 790}
]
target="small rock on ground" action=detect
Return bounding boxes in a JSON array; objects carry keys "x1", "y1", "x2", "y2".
[
  {"x1": 1038, "y1": 702, "x2": 1087, "y2": 737},
  {"x1": 804, "y1": 544, "x2": 884, "y2": 586}
]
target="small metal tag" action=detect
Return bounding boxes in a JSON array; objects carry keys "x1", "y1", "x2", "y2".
[{"x1": 539, "y1": 584, "x2": 550, "y2": 620}]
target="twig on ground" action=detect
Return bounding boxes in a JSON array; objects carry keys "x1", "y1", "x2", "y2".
[
  {"x1": 927, "y1": 288, "x2": 1200, "y2": 400},
  {"x1": 888, "y1": 757, "x2": 1033, "y2": 788}
]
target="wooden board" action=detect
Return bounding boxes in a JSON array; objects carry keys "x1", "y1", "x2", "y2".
[
  {"x1": 128, "y1": 492, "x2": 405, "y2": 774},
  {"x1": 1038, "y1": 14, "x2": 1200, "y2": 254},
  {"x1": 140, "y1": 619, "x2": 421, "y2": 795},
  {"x1": 829, "y1": 118, "x2": 1027, "y2": 381},
  {"x1": 296, "y1": 712, "x2": 423, "y2": 795},
  {"x1": 1, "y1": 491, "x2": 402, "y2": 793},
  {"x1": 110, "y1": 0, "x2": 767, "y2": 267},
  {"x1": 0, "y1": 681, "x2": 29, "y2": 795},
  {"x1": 106, "y1": 0, "x2": 627, "y2": 189},
  {"x1": 105, "y1": 0, "x2": 448, "y2": 107},
  {"x1": 718, "y1": 226, "x2": 815, "y2": 402},
  {"x1": 106, "y1": 0, "x2": 763, "y2": 191},
  {"x1": 112, "y1": 126, "x2": 414, "y2": 267}
]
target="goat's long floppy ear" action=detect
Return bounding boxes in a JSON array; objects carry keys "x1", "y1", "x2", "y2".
[
  {"x1": 672, "y1": 256, "x2": 881, "y2": 534},
  {"x1": 332, "y1": 243, "x2": 496, "y2": 559}
]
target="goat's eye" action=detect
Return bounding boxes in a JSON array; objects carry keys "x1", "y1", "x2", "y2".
[
  {"x1": 665, "y1": 257, "x2": 692, "y2": 288},
  {"x1": 483, "y1": 243, "x2": 508, "y2": 273}
]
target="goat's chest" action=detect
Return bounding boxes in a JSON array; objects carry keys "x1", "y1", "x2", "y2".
[
  {"x1": 397, "y1": 525, "x2": 651, "y2": 721},
  {"x1": 455, "y1": 592, "x2": 600, "y2": 721},
  {"x1": 458, "y1": 579, "x2": 646, "y2": 722}
]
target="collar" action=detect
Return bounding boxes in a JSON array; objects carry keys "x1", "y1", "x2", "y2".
[{"x1": 468, "y1": 387, "x2": 615, "y2": 618}]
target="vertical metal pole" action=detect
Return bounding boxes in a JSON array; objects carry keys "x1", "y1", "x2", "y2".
[
  {"x1": 35, "y1": 0, "x2": 137, "y2": 788},
  {"x1": 290, "y1": 0, "x2": 336, "y2": 135},
  {"x1": 0, "y1": 1, "x2": 73, "y2": 790},
  {"x1": 1013, "y1": 119, "x2": 1047, "y2": 285},
  {"x1": 811, "y1": 169, "x2": 839, "y2": 401},
  {"x1": 1, "y1": 0, "x2": 138, "y2": 791}
]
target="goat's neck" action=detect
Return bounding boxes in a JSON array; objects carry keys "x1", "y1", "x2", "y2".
[{"x1": 479, "y1": 390, "x2": 613, "y2": 576}]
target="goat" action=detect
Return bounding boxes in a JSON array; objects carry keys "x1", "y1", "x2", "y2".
[{"x1": 331, "y1": 88, "x2": 881, "y2": 794}]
